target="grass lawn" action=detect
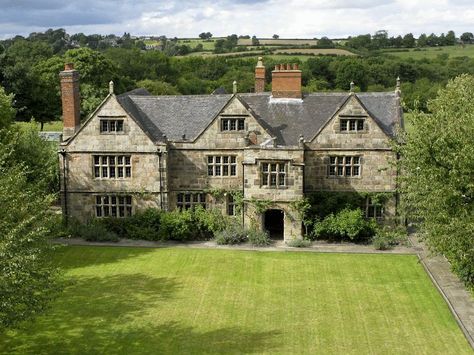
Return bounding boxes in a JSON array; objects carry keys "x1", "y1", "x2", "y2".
[
  {"x1": 14, "y1": 120, "x2": 63, "y2": 132},
  {"x1": 1, "y1": 246, "x2": 471, "y2": 354},
  {"x1": 383, "y1": 44, "x2": 474, "y2": 59}
]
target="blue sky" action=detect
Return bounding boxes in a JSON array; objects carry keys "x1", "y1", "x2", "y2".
[{"x1": 0, "y1": 0, "x2": 472, "y2": 39}]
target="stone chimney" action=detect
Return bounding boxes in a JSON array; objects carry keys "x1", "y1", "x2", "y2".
[
  {"x1": 60, "y1": 63, "x2": 81, "y2": 140},
  {"x1": 254, "y1": 57, "x2": 265, "y2": 93},
  {"x1": 271, "y1": 63, "x2": 302, "y2": 99}
]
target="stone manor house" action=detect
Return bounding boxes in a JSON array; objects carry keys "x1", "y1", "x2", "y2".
[{"x1": 59, "y1": 58, "x2": 403, "y2": 240}]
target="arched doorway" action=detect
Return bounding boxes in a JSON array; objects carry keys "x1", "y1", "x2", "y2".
[{"x1": 264, "y1": 209, "x2": 284, "y2": 240}]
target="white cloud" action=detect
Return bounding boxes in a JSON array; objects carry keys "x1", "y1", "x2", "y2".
[{"x1": 0, "y1": 0, "x2": 472, "y2": 39}]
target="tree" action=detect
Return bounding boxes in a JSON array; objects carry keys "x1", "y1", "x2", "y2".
[
  {"x1": 445, "y1": 30, "x2": 456, "y2": 46},
  {"x1": 272, "y1": 34, "x2": 279, "y2": 39},
  {"x1": 397, "y1": 74, "x2": 474, "y2": 288},
  {"x1": 317, "y1": 37, "x2": 334, "y2": 48},
  {"x1": 0, "y1": 93, "x2": 61, "y2": 329},
  {"x1": 0, "y1": 85, "x2": 15, "y2": 129},
  {"x1": 402, "y1": 33, "x2": 415, "y2": 48},
  {"x1": 199, "y1": 32, "x2": 212, "y2": 40},
  {"x1": 251, "y1": 35, "x2": 259, "y2": 46},
  {"x1": 417, "y1": 33, "x2": 428, "y2": 47},
  {"x1": 460, "y1": 32, "x2": 473, "y2": 44},
  {"x1": 136, "y1": 79, "x2": 180, "y2": 95}
]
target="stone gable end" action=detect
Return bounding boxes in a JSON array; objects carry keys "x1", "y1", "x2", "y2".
[
  {"x1": 190, "y1": 96, "x2": 273, "y2": 149},
  {"x1": 66, "y1": 95, "x2": 157, "y2": 152},
  {"x1": 309, "y1": 95, "x2": 392, "y2": 150}
]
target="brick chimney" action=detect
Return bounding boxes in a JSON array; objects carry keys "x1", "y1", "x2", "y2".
[
  {"x1": 254, "y1": 57, "x2": 265, "y2": 93},
  {"x1": 60, "y1": 63, "x2": 80, "y2": 140},
  {"x1": 271, "y1": 63, "x2": 302, "y2": 99}
]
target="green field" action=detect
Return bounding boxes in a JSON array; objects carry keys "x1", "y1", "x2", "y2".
[
  {"x1": 14, "y1": 120, "x2": 63, "y2": 132},
  {"x1": 1, "y1": 246, "x2": 471, "y2": 354},
  {"x1": 383, "y1": 44, "x2": 474, "y2": 59}
]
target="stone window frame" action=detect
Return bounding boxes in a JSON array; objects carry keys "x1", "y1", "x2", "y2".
[
  {"x1": 366, "y1": 197, "x2": 384, "y2": 220},
  {"x1": 95, "y1": 195, "x2": 132, "y2": 218},
  {"x1": 226, "y1": 194, "x2": 237, "y2": 216},
  {"x1": 220, "y1": 117, "x2": 246, "y2": 132},
  {"x1": 93, "y1": 155, "x2": 131, "y2": 179},
  {"x1": 338, "y1": 115, "x2": 367, "y2": 133},
  {"x1": 99, "y1": 119, "x2": 125, "y2": 134},
  {"x1": 260, "y1": 161, "x2": 287, "y2": 188},
  {"x1": 176, "y1": 192, "x2": 207, "y2": 210},
  {"x1": 327, "y1": 155, "x2": 362, "y2": 178},
  {"x1": 207, "y1": 155, "x2": 237, "y2": 177}
]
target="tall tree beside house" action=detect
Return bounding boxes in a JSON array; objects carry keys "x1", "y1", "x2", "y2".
[
  {"x1": 397, "y1": 74, "x2": 474, "y2": 288},
  {"x1": 0, "y1": 86, "x2": 62, "y2": 330}
]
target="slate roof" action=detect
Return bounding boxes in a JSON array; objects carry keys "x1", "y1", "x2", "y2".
[{"x1": 117, "y1": 90, "x2": 401, "y2": 145}]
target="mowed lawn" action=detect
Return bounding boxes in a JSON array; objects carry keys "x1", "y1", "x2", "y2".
[{"x1": 1, "y1": 247, "x2": 472, "y2": 354}]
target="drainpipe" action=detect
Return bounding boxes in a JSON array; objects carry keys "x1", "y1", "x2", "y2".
[
  {"x1": 59, "y1": 149, "x2": 68, "y2": 224},
  {"x1": 157, "y1": 149, "x2": 163, "y2": 210},
  {"x1": 241, "y1": 160, "x2": 245, "y2": 227}
]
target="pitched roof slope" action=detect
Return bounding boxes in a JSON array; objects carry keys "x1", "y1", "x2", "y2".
[
  {"x1": 116, "y1": 91, "x2": 400, "y2": 145},
  {"x1": 118, "y1": 93, "x2": 232, "y2": 141}
]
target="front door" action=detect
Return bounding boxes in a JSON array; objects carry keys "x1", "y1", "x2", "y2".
[{"x1": 264, "y1": 209, "x2": 284, "y2": 240}]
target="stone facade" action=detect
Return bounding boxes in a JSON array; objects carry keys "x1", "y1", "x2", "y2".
[{"x1": 59, "y1": 60, "x2": 402, "y2": 241}]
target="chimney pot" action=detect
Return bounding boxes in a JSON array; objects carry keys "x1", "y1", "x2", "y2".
[
  {"x1": 293, "y1": 63, "x2": 298, "y2": 70},
  {"x1": 271, "y1": 62, "x2": 302, "y2": 99},
  {"x1": 64, "y1": 63, "x2": 74, "y2": 71}
]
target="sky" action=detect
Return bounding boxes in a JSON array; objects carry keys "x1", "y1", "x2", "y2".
[{"x1": 0, "y1": 0, "x2": 473, "y2": 39}]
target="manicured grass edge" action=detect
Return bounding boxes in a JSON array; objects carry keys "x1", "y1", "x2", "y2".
[{"x1": 416, "y1": 252, "x2": 474, "y2": 349}]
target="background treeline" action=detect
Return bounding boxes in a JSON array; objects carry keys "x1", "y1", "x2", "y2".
[{"x1": 1, "y1": 29, "x2": 474, "y2": 128}]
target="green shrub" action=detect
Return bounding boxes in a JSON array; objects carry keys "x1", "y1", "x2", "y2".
[
  {"x1": 215, "y1": 223, "x2": 248, "y2": 245},
  {"x1": 126, "y1": 209, "x2": 162, "y2": 240},
  {"x1": 69, "y1": 219, "x2": 119, "y2": 242},
  {"x1": 312, "y1": 208, "x2": 376, "y2": 242},
  {"x1": 158, "y1": 209, "x2": 194, "y2": 241},
  {"x1": 192, "y1": 206, "x2": 227, "y2": 240},
  {"x1": 286, "y1": 238, "x2": 311, "y2": 248},
  {"x1": 248, "y1": 229, "x2": 271, "y2": 246},
  {"x1": 373, "y1": 226, "x2": 407, "y2": 250}
]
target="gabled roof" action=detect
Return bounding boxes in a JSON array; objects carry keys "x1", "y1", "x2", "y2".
[
  {"x1": 117, "y1": 93, "x2": 232, "y2": 141},
  {"x1": 116, "y1": 90, "x2": 401, "y2": 145}
]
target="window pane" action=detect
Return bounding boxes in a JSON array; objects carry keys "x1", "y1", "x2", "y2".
[
  {"x1": 330, "y1": 157, "x2": 336, "y2": 165},
  {"x1": 96, "y1": 206, "x2": 102, "y2": 217},
  {"x1": 262, "y1": 173, "x2": 268, "y2": 185},
  {"x1": 278, "y1": 175, "x2": 285, "y2": 186},
  {"x1": 270, "y1": 164, "x2": 277, "y2": 172},
  {"x1": 208, "y1": 166, "x2": 213, "y2": 176},
  {"x1": 94, "y1": 167, "x2": 100, "y2": 178},
  {"x1": 109, "y1": 168, "x2": 116, "y2": 178},
  {"x1": 208, "y1": 156, "x2": 213, "y2": 164},
  {"x1": 337, "y1": 166, "x2": 343, "y2": 175},
  {"x1": 230, "y1": 120, "x2": 236, "y2": 130},
  {"x1": 215, "y1": 166, "x2": 221, "y2": 176},
  {"x1": 353, "y1": 156, "x2": 360, "y2": 165},
  {"x1": 262, "y1": 163, "x2": 268, "y2": 172},
  {"x1": 109, "y1": 156, "x2": 115, "y2": 165},
  {"x1": 102, "y1": 167, "x2": 108, "y2": 177},
  {"x1": 222, "y1": 120, "x2": 229, "y2": 130},
  {"x1": 357, "y1": 120, "x2": 364, "y2": 131},
  {"x1": 230, "y1": 156, "x2": 236, "y2": 164},
  {"x1": 279, "y1": 164, "x2": 285, "y2": 172},
  {"x1": 125, "y1": 156, "x2": 131, "y2": 165},
  {"x1": 349, "y1": 120, "x2": 356, "y2": 131},
  {"x1": 118, "y1": 156, "x2": 123, "y2": 165},
  {"x1": 126, "y1": 196, "x2": 132, "y2": 205},
  {"x1": 329, "y1": 166, "x2": 336, "y2": 176},
  {"x1": 118, "y1": 167, "x2": 124, "y2": 178},
  {"x1": 111, "y1": 196, "x2": 116, "y2": 204},
  {"x1": 104, "y1": 206, "x2": 110, "y2": 217},
  {"x1": 230, "y1": 165, "x2": 236, "y2": 176},
  {"x1": 125, "y1": 167, "x2": 131, "y2": 178},
  {"x1": 117, "y1": 121, "x2": 124, "y2": 132},
  {"x1": 223, "y1": 166, "x2": 228, "y2": 176},
  {"x1": 185, "y1": 194, "x2": 191, "y2": 202},
  {"x1": 111, "y1": 206, "x2": 117, "y2": 217},
  {"x1": 353, "y1": 166, "x2": 360, "y2": 176},
  {"x1": 110, "y1": 121, "x2": 116, "y2": 132},
  {"x1": 118, "y1": 196, "x2": 124, "y2": 204},
  {"x1": 215, "y1": 156, "x2": 221, "y2": 164},
  {"x1": 238, "y1": 120, "x2": 245, "y2": 130},
  {"x1": 96, "y1": 196, "x2": 102, "y2": 204},
  {"x1": 177, "y1": 194, "x2": 183, "y2": 203},
  {"x1": 270, "y1": 174, "x2": 277, "y2": 186},
  {"x1": 94, "y1": 156, "x2": 100, "y2": 165},
  {"x1": 340, "y1": 120, "x2": 347, "y2": 131}
]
